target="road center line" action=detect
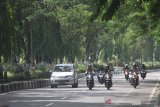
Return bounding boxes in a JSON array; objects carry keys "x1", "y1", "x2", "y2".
[
  {"x1": 122, "y1": 88, "x2": 134, "y2": 99},
  {"x1": 61, "y1": 97, "x2": 67, "y2": 100},
  {"x1": 149, "y1": 77, "x2": 160, "y2": 102},
  {"x1": 45, "y1": 103, "x2": 54, "y2": 107}
]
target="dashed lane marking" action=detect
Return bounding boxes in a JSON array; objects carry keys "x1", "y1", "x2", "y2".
[
  {"x1": 149, "y1": 77, "x2": 160, "y2": 102},
  {"x1": 45, "y1": 103, "x2": 54, "y2": 107},
  {"x1": 61, "y1": 97, "x2": 67, "y2": 100}
]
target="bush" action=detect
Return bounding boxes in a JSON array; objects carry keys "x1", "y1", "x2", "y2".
[
  {"x1": 35, "y1": 64, "x2": 47, "y2": 71},
  {"x1": 77, "y1": 64, "x2": 86, "y2": 73},
  {"x1": 30, "y1": 70, "x2": 51, "y2": 79},
  {"x1": 76, "y1": 63, "x2": 103, "y2": 73},
  {"x1": 139, "y1": 61, "x2": 160, "y2": 69},
  {"x1": 8, "y1": 72, "x2": 25, "y2": 81},
  {"x1": 15, "y1": 64, "x2": 24, "y2": 73},
  {"x1": 29, "y1": 63, "x2": 53, "y2": 79}
]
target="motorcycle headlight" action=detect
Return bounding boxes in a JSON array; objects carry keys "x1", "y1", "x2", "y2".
[
  {"x1": 87, "y1": 74, "x2": 91, "y2": 78},
  {"x1": 105, "y1": 74, "x2": 109, "y2": 78}
]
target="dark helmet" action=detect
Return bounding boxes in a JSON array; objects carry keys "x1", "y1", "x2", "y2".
[
  {"x1": 141, "y1": 63, "x2": 145, "y2": 68},
  {"x1": 87, "y1": 64, "x2": 92, "y2": 69},
  {"x1": 133, "y1": 63, "x2": 137, "y2": 68}
]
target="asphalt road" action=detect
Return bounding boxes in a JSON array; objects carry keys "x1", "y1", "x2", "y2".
[{"x1": 0, "y1": 68, "x2": 160, "y2": 107}]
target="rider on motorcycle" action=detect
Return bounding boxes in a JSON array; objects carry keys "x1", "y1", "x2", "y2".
[
  {"x1": 123, "y1": 64, "x2": 130, "y2": 73},
  {"x1": 104, "y1": 65, "x2": 109, "y2": 73},
  {"x1": 132, "y1": 63, "x2": 139, "y2": 74},
  {"x1": 97, "y1": 65, "x2": 105, "y2": 83},
  {"x1": 123, "y1": 64, "x2": 130, "y2": 80},
  {"x1": 85, "y1": 64, "x2": 95, "y2": 86},
  {"x1": 104, "y1": 64, "x2": 113, "y2": 86},
  {"x1": 141, "y1": 64, "x2": 146, "y2": 72},
  {"x1": 131, "y1": 63, "x2": 139, "y2": 85},
  {"x1": 85, "y1": 64, "x2": 94, "y2": 74}
]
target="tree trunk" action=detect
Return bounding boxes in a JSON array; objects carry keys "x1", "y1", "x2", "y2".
[{"x1": 25, "y1": 20, "x2": 32, "y2": 64}]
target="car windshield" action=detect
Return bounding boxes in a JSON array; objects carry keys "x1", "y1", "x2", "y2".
[{"x1": 54, "y1": 66, "x2": 73, "y2": 72}]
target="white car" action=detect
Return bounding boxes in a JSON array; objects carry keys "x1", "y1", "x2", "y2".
[{"x1": 50, "y1": 64, "x2": 78, "y2": 88}]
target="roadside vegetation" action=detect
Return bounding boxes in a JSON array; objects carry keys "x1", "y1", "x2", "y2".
[{"x1": 0, "y1": 0, "x2": 160, "y2": 82}]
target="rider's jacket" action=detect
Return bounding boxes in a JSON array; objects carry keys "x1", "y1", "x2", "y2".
[{"x1": 131, "y1": 67, "x2": 139, "y2": 75}]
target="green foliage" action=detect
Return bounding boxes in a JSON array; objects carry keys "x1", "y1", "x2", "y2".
[
  {"x1": 9, "y1": 72, "x2": 24, "y2": 81},
  {"x1": 35, "y1": 63, "x2": 52, "y2": 72},
  {"x1": 30, "y1": 70, "x2": 51, "y2": 79},
  {"x1": 0, "y1": 0, "x2": 160, "y2": 74},
  {"x1": 29, "y1": 63, "x2": 52, "y2": 79},
  {"x1": 77, "y1": 63, "x2": 86, "y2": 73}
]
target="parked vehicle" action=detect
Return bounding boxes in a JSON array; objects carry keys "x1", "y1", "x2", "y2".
[{"x1": 50, "y1": 64, "x2": 78, "y2": 88}]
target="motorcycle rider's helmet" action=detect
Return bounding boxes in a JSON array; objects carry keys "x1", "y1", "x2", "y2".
[
  {"x1": 125, "y1": 64, "x2": 128, "y2": 68},
  {"x1": 105, "y1": 64, "x2": 109, "y2": 68},
  {"x1": 87, "y1": 64, "x2": 92, "y2": 70},
  {"x1": 133, "y1": 63, "x2": 137, "y2": 68},
  {"x1": 104, "y1": 65, "x2": 109, "y2": 74}
]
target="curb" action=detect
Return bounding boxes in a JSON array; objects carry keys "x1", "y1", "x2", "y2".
[{"x1": 0, "y1": 79, "x2": 50, "y2": 94}]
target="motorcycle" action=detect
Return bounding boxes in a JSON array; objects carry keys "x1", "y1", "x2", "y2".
[
  {"x1": 131, "y1": 72, "x2": 139, "y2": 88},
  {"x1": 97, "y1": 71, "x2": 105, "y2": 84},
  {"x1": 128, "y1": 71, "x2": 132, "y2": 83},
  {"x1": 124, "y1": 69, "x2": 129, "y2": 81},
  {"x1": 104, "y1": 73, "x2": 112, "y2": 90},
  {"x1": 140, "y1": 69, "x2": 147, "y2": 79},
  {"x1": 86, "y1": 72, "x2": 94, "y2": 90}
]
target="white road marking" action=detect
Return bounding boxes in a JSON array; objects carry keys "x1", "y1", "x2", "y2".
[
  {"x1": 122, "y1": 88, "x2": 134, "y2": 98},
  {"x1": 149, "y1": 77, "x2": 160, "y2": 102},
  {"x1": 0, "y1": 93, "x2": 7, "y2": 95},
  {"x1": 45, "y1": 103, "x2": 54, "y2": 106},
  {"x1": 61, "y1": 97, "x2": 67, "y2": 100}
]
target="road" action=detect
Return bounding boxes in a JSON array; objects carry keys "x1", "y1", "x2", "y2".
[{"x1": 0, "y1": 68, "x2": 160, "y2": 107}]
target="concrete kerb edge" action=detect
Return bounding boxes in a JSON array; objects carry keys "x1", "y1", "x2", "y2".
[{"x1": 0, "y1": 79, "x2": 49, "y2": 94}]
